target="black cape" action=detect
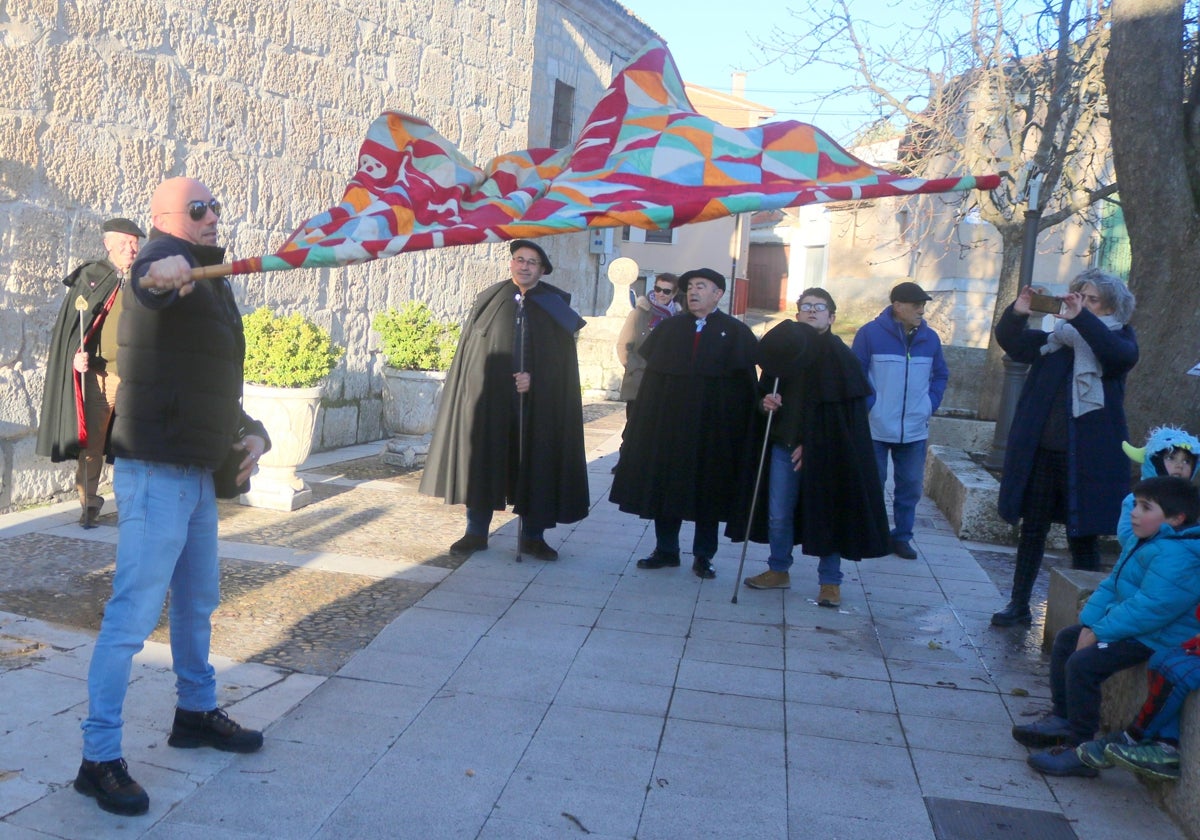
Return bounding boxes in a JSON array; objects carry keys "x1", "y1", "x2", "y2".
[
  {"x1": 35, "y1": 259, "x2": 122, "y2": 462},
  {"x1": 728, "y1": 320, "x2": 890, "y2": 560},
  {"x1": 610, "y1": 308, "x2": 758, "y2": 523},
  {"x1": 419, "y1": 279, "x2": 590, "y2": 530}
]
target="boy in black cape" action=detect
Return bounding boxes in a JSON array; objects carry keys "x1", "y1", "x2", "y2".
[
  {"x1": 610, "y1": 267, "x2": 759, "y2": 579},
  {"x1": 731, "y1": 288, "x2": 889, "y2": 606}
]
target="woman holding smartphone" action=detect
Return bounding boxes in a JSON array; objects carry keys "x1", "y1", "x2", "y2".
[{"x1": 991, "y1": 269, "x2": 1139, "y2": 627}]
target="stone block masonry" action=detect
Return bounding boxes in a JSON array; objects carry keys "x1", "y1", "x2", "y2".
[{"x1": 0, "y1": 0, "x2": 655, "y2": 512}]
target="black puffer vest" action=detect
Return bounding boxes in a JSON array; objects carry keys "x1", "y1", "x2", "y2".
[{"x1": 110, "y1": 230, "x2": 244, "y2": 469}]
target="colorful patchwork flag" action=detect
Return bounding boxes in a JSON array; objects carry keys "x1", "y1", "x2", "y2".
[{"x1": 227, "y1": 41, "x2": 999, "y2": 276}]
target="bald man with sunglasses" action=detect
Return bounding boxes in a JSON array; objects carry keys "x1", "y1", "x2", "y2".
[{"x1": 75, "y1": 177, "x2": 270, "y2": 817}]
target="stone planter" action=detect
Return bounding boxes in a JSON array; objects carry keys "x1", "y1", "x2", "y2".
[
  {"x1": 380, "y1": 369, "x2": 446, "y2": 469},
  {"x1": 382, "y1": 368, "x2": 446, "y2": 436},
  {"x1": 239, "y1": 382, "x2": 324, "y2": 511}
]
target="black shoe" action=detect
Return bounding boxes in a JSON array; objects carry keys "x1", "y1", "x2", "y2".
[
  {"x1": 637, "y1": 550, "x2": 681, "y2": 569},
  {"x1": 80, "y1": 507, "x2": 99, "y2": 529},
  {"x1": 991, "y1": 602, "x2": 1033, "y2": 627},
  {"x1": 1012, "y1": 714, "x2": 1074, "y2": 748},
  {"x1": 74, "y1": 758, "x2": 149, "y2": 816},
  {"x1": 519, "y1": 537, "x2": 559, "y2": 561},
  {"x1": 168, "y1": 707, "x2": 263, "y2": 753},
  {"x1": 890, "y1": 539, "x2": 917, "y2": 560},
  {"x1": 449, "y1": 533, "x2": 488, "y2": 555},
  {"x1": 692, "y1": 556, "x2": 716, "y2": 579}
]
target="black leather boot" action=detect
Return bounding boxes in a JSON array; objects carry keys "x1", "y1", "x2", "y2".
[{"x1": 991, "y1": 601, "x2": 1033, "y2": 626}]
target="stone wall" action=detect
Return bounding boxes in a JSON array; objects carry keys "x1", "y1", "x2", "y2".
[{"x1": 0, "y1": 0, "x2": 654, "y2": 512}]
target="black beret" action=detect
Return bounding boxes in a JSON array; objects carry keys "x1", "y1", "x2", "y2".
[
  {"x1": 509, "y1": 239, "x2": 552, "y2": 275},
  {"x1": 102, "y1": 217, "x2": 146, "y2": 238},
  {"x1": 679, "y1": 267, "x2": 726, "y2": 291}
]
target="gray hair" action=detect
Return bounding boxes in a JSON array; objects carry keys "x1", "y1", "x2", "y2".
[{"x1": 1069, "y1": 268, "x2": 1136, "y2": 324}]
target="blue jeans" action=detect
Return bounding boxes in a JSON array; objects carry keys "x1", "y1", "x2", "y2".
[
  {"x1": 654, "y1": 517, "x2": 718, "y2": 558},
  {"x1": 766, "y1": 444, "x2": 841, "y2": 583},
  {"x1": 82, "y1": 459, "x2": 221, "y2": 762},
  {"x1": 872, "y1": 439, "x2": 927, "y2": 543},
  {"x1": 466, "y1": 507, "x2": 543, "y2": 542}
]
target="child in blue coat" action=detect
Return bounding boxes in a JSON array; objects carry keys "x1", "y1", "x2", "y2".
[
  {"x1": 1013, "y1": 475, "x2": 1200, "y2": 777},
  {"x1": 1072, "y1": 427, "x2": 1200, "y2": 780}
]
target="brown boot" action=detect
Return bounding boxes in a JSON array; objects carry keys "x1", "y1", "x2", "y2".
[
  {"x1": 817, "y1": 584, "x2": 841, "y2": 607},
  {"x1": 743, "y1": 570, "x2": 790, "y2": 590}
]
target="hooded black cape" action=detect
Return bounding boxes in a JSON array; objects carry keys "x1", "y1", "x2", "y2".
[
  {"x1": 35, "y1": 259, "x2": 122, "y2": 462},
  {"x1": 610, "y1": 308, "x2": 758, "y2": 523},
  {"x1": 727, "y1": 320, "x2": 890, "y2": 560},
  {"x1": 419, "y1": 279, "x2": 589, "y2": 529}
]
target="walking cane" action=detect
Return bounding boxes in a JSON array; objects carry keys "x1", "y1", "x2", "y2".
[
  {"x1": 514, "y1": 293, "x2": 525, "y2": 563},
  {"x1": 731, "y1": 377, "x2": 780, "y2": 604}
]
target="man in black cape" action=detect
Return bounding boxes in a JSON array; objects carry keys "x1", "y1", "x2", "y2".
[
  {"x1": 731, "y1": 288, "x2": 889, "y2": 607},
  {"x1": 420, "y1": 240, "x2": 589, "y2": 560},
  {"x1": 36, "y1": 217, "x2": 146, "y2": 527},
  {"x1": 610, "y1": 267, "x2": 758, "y2": 579}
]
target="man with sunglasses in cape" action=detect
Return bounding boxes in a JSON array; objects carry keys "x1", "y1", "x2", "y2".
[
  {"x1": 421, "y1": 239, "x2": 589, "y2": 561},
  {"x1": 74, "y1": 177, "x2": 270, "y2": 817}
]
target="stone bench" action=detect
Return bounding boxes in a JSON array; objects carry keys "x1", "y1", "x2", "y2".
[{"x1": 1044, "y1": 568, "x2": 1199, "y2": 834}]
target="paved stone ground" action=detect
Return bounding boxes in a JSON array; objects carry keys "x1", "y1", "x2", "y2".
[{"x1": 0, "y1": 401, "x2": 626, "y2": 678}]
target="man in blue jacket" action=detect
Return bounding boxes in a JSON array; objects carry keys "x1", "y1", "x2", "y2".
[{"x1": 851, "y1": 281, "x2": 949, "y2": 559}]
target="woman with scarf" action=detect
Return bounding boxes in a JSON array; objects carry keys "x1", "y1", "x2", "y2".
[
  {"x1": 613, "y1": 273, "x2": 680, "y2": 470},
  {"x1": 991, "y1": 269, "x2": 1139, "y2": 626}
]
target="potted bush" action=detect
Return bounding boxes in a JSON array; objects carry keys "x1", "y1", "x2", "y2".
[
  {"x1": 373, "y1": 302, "x2": 460, "y2": 436},
  {"x1": 240, "y1": 306, "x2": 344, "y2": 510}
]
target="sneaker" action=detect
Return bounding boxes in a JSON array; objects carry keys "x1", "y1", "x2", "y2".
[
  {"x1": 636, "y1": 550, "x2": 681, "y2": 569},
  {"x1": 744, "y1": 570, "x2": 790, "y2": 590},
  {"x1": 449, "y1": 533, "x2": 488, "y2": 555},
  {"x1": 519, "y1": 537, "x2": 559, "y2": 561},
  {"x1": 1076, "y1": 731, "x2": 1132, "y2": 770},
  {"x1": 1028, "y1": 744, "x2": 1099, "y2": 778},
  {"x1": 168, "y1": 707, "x2": 263, "y2": 753},
  {"x1": 890, "y1": 539, "x2": 917, "y2": 560},
  {"x1": 74, "y1": 758, "x2": 149, "y2": 816},
  {"x1": 1105, "y1": 741, "x2": 1181, "y2": 781},
  {"x1": 817, "y1": 584, "x2": 841, "y2": 607},
  {"x1": 1012, "y1": 714, "x2": 1073, "y2": 747},
  {"x1": 692, "y1": 555, "x2": 716, "y2": 579},
  {"x1": 991, "y1": 601, "x2": 1033, "y2": 627}
]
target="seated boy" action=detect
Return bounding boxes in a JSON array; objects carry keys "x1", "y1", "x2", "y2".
[
  {"x1": 1072, "y1": 428, "x2": 1200, "y2": 781},
  {"x1": 1013, "y1": 475, "x2": 1200, "y2": 777}
]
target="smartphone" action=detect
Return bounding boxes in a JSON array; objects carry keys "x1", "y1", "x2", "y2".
[{"x1": 1028, "y1": 292, "x2": 1062, "y2": 314}]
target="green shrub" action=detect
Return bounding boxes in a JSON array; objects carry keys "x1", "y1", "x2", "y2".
[
  {"x1": 372, "y1": 301, "x2": 460, "y2": 371},
  {"x1": 242, "y1": 306, "x2": 344, "y2": 388}
]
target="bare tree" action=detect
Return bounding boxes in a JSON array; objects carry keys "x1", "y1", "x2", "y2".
[
  {"x1": 765, "y1": 0, "x2": 1115, "y2": 419},
  {"x1": 1106, "y1": 0, "x2": 1200, "y2": 442}
]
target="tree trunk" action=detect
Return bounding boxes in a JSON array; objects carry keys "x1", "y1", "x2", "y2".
[
  {"x1": 978, "y1": 225, "x2": 1027, "y2": 420},
  {"x1": 1106, "y1": 0, "x2": 1200, "y2": 443}
]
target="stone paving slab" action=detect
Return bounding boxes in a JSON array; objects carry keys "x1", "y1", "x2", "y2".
[{"x1": 0, "y1": 400, "x2": 1194, "y2": 840}]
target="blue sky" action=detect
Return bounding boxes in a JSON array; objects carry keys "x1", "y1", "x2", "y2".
[
  {"x1": 618, "y1": 0, "x2": 1048, "y2": 144},
  {"x1": 619, "y1": 0, "x2": 878, "y2": 142}
]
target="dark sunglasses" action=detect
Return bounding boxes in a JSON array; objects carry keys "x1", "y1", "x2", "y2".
[
  {"x1": 175, "y1": 199, "x2": 222, "y2": 221},
  {"x1": 652, "y1": 285, "x2": 675, "y2": 295}
]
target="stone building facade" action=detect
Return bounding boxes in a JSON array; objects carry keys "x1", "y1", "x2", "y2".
[{"x1": 0, "y1": 0, "x2": 655, "y2": 512}]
